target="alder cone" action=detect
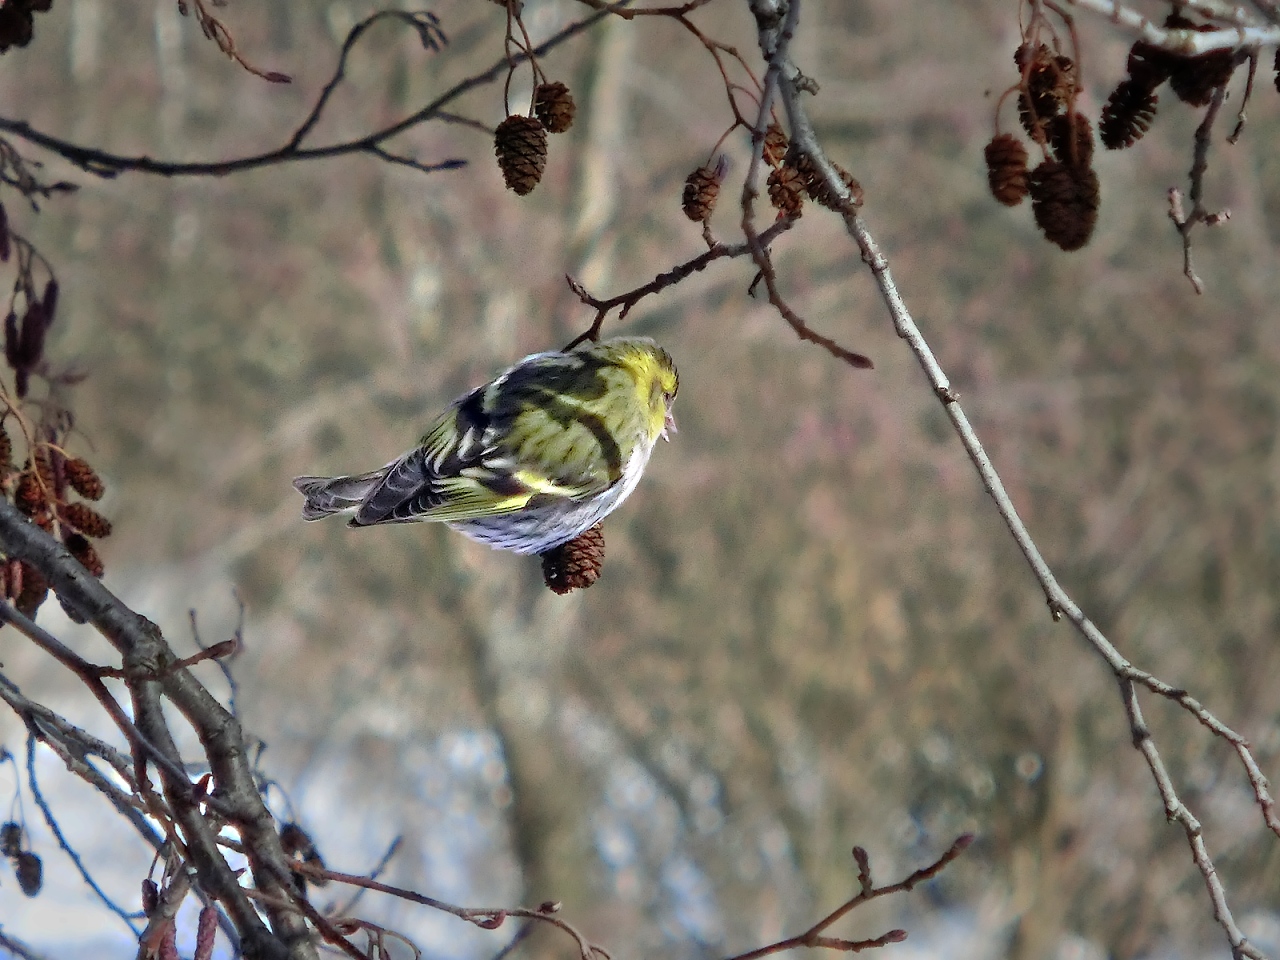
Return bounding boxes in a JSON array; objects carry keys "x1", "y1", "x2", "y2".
[
  {"x1": 793, "y1": 152, "x2": 863, "y2": 210},
  {"x1": 533, "y1": 82, "x2": 576, "y2": 134},
  {"x1": 14, "y1": 469, "x2": 46, "y2": 516},
  {"x1": 681, "y1": 165, "x2": 721, "y2": 222},
  {"x1": 14, "y1": 562, "x2": 48, "y2": 618},
  {"x1": 15, "y1": 850, "x2": 42, "y2": 897},
  {"x1": 1047, "y1": 112, "x2": 1093, "y2": 168},
  {"x1": 1127, "y1": 40, "x2": 1175, "y2": 90},
  {"x1": 64, "y1": 457, "x2": 105, "y2": 500},
  {"x1": 812, "y1": 162, "x2": 863, "y2": 210},
  {"x1": 1028, "y1": 159, "x2": 1100, "y2": 252},
  {"x1": 0, "y1": 3, "x2": 35, "y2": 53},
  {"x1": 984, "y1": 134, "x2": 1029, "y2": 206},
  {"x1": 64, "y1": 532, "x2": 104, "y2": 577},
  {"x1": 762, "y1": 122, "x2": 789, "y2": 167},
  {"x1": 541, "y1": 524, "x2": 605, "y2": 594},
  {"x1": 32, "y1": 447, "x2": 55, "y2": 492},
  {"x1": 768, "y1": 164, "x2": 806, "y2": 217},
  {"x1": 1169, "y1": 48, "x2": 1236, "y2": 106},
  {"x1": 494, "y1": 115, "x2": 548, "y2": 196},
  {"x1": 61, "y1": 501, "x2": 112, "y2": 538},
  {"x1": 0, "y1": 821, "x2": 20, "y2": 858},
  {"x1": 1015, "y1": 43, "x2": 1077, "y2": 140},
  {"x1": 1101, "y1": 80, "x2": 1159, "y2": 149}
]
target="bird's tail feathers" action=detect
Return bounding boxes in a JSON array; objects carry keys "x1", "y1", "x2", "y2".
[{"x1": 293, "y1": 470, "x2": 387, "y2": 521}]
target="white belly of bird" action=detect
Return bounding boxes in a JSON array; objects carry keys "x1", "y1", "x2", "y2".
[{"x1": 448, "y1": 432, "x2": 657, "y2": 554}]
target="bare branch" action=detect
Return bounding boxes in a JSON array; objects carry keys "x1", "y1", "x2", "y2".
[
  {"x1": 0, "y1": 9, "x2": 607, "y2": 182},
  {"x1": 24, "y1": 732, "x2": 142, "y2": 934},
  {"x1": 722, "y1": 836, "x2": 971, "y2": 960}
]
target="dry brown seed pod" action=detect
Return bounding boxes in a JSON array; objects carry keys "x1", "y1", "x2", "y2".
[
  {"x1": 533, "y1": 82, "x2": 576, "y2": 134},
  {"x1": 494, "y1": 115, "x2": 548, "y2": 196},
  {"x1": 1169, "y1": 46, "x2": 1237, "y2": 106},
  {"x1": 1028, "y1": 159, "x2": 1100, "y2": 252},
  {"x1": 768, "y1": 164, "x2": 806, "y2": 217},
  {"x1": 1047, "y1": 112, "x2": 1093, "y2": 169},
  {"x1": 0, "y1": 4, "x2": 35, "y2": 53},
  {"x1": 1014, "y1": 43, "x2": 1077, "y2": 139},
  {"x1": 15, "y1": 562, "x2": 48, "y2": 617},
  {"x1": 64, "y1": 532, "x2": 104, "y2": 577},
  {"x1": 806, "y1": 160, "x2": 864, "y2": 211},
  {"x1": 984, "y1": 134, "x2": 1029, "y2": 207},
  {"x1": 0, "y1": 821, "x2": 20, "y2": 858},
  {"x1": 1101, "y1": 79, "x2": 1159, "y2": 149},
  {"x1": 762, "y1": 122, "x2": 789, "y2": 167},
  {"x1": 0, "y1": 422, "x2": 10, "y2": 474},
  {"x1": 541, "y1": 524, "x2": 605, "y2": 594},
  {"x1": 61, "y1": 501, "x2": 112, "y2": 538},
  {"x1": 15, "y1": 850, "x2": 42, "y2": 897},
  {"x1": 32, "y1": 446, "x2": 55, "y2": 492},
  {"x1": 681, "y1": 165, "x2": 722, "y2": 223},
  {"x1": 64, "y1": 457, "x2": 105, "y2": 500},
  {"x1": 14, "y1": 468, "x2": 46, "y2": 516},
  {"x1": 1127, "y1": 40, "x2": 1175, "y2": 90}
]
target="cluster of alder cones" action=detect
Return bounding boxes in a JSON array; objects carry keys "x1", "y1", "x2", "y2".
[
  {"x1": 984, "y1": 43, "x2": 1100, "y2": 251},
  {"x1": 986, "y1": 19, "x2": 1249, "y2": 251},
  {"x1": 494, "y1": 81, "x2": 576, "y2": 196},
  {"x1": 680, "y1": 123, "x2": 864, "y2": 224},
  {"x1": 0, "y1": 423, "x2": 110, "y2": 619},
  {"x1": 1, "y1": 819, "x2": 41, "y2": 897},
  {"x1": 1099, "y1": 13, "x2": 1241, "y2": 148},
  {"x1": 0, "y1": 0, "x2": 51, "y2": 53}
]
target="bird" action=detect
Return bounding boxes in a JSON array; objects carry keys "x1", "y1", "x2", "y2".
[{"x1": 293, "y1": 336, "x2": 678, "y2": 554}]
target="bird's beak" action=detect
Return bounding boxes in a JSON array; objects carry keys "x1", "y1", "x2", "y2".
[{"x1": 662, "y1": 407, "x2": 677, "y2": 441}]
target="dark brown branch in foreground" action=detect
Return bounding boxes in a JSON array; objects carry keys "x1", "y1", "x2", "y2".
[
  {"x1": 0, "y1": 499, "x2": 314, "y2": 960},
  {"x1": 0, "y1": 8, "x2": 608, "y2": 181}
]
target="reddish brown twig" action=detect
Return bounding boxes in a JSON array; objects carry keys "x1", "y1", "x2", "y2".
[
  {"x1": 179, "y1": 0, "x2": 292, "y2": 84},
  {"x1": 723, "y1": 836, "x2": 973, "y2": 960},
  {"x1": 291, "y1": 860, "x2": 610, "y2": 960},
  {"x1": 562, "y1": 216, "x2": 795, "y2": 350}
]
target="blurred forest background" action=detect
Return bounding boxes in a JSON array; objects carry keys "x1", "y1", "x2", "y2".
[{"x1": 1, "y1": 1, "x2": 1279, "y2": 958}]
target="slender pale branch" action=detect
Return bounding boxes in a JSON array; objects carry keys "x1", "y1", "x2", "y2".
[{"x1": 750, "y1": 1, "x2": 1275, "y2": 957}]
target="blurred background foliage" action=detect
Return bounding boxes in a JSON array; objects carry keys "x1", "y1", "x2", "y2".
[{"x1": 1, "y1": 1, "x2": 1279, "y2": 958}]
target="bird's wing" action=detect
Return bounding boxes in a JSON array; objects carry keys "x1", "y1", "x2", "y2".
[{"x1": 351, "y1": 356, "x2": 634, "y2": 526}]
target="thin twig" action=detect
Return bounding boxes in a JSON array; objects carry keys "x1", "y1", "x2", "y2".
[
  {"x1": 562, "y1": 216, "x2": 795, "y2": 349},
  {"x1": 25, "y1": 732, "x2": 143, "y2": 934},
  {"x1": 722, "y1": 836, "x2": 971, "y2": 960},
  {"x1": 292, "y1": 861, "x2": 611, "y2": 960}
]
